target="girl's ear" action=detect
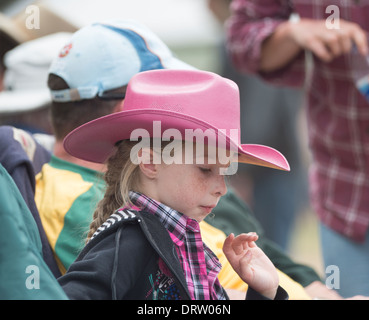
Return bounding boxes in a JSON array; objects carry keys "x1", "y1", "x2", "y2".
[{"x1": 138, "y1": 148, "x2": 158, "y2": 179}]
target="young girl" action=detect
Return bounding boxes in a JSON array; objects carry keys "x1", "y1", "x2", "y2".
[{"x1": 58, "y1": 69, "x2": 290, "y2": 300}]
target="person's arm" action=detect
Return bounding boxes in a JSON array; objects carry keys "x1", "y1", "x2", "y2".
[
  {"x1": 226, "y1": 0, "x2": 368, "y2": 84},
  {"x1": 226, "y1": 0, "x2": 294, "y2": 75},
  {"x1": 58, "y1": 232, "x2": 118, "y2": 299},
  {"x1": 260, "y1": 18, "x2": 368, "y2": 72},
  {"x1": 58, "y1": 224, "x2": 152, "y2": 300}
]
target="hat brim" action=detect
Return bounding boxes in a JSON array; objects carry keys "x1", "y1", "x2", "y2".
[
  {"x1": 0, "y1": 89, "x2": 51, "y2": 114},
  {"x1": 64, "y1": 109, "x2": 290, "y2": 171}
]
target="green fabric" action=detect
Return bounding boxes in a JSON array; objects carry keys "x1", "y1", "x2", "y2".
[
  {"x1": 51, "y1": 157, "x2": 104, "y2": 270},
  {"x1": 37, "y1": 156, "x2": 105, "y2": 272},
  {"x1": 206, "y1": 187, "x2": 322, "y2": 287},
  {"x1": 0, "y1": 164, "x2": 67, "y2": 299}
]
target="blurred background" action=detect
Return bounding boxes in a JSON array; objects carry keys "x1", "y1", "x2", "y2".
[
  {"x1": 0, "y1": 0, "x2": 324, "y2": 277},
  {"x1": 0, "y1": 0, "x2": 222, "y2": 72}
]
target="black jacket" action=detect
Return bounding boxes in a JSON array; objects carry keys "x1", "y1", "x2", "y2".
[{"x1": 58, "y1": 210, "x2": 288, "y2": 300}]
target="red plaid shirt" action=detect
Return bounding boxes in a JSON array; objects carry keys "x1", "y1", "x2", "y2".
[
  {"x1": 129, "y1": 191, "x2": 225, "y2": 300},
  {"x1": 227, "y1": 0, "x2": 369, "y2": 242}
]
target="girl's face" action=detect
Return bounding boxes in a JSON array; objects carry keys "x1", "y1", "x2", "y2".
[
  {"x1": 155, "y1": 163, "x2": 228, "y2": 221},
  {"x1": 152, "y1": 150, "x2": 230, "y2": 222}
]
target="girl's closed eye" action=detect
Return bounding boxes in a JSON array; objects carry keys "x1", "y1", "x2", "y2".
[{"x1": 198, "y1": 166, "x2": 212, "y2": 173}]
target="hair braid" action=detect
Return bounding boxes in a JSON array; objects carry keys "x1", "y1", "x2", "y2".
[{"x1": 86, "y1": 140, "x2": 140, "y2": 242}]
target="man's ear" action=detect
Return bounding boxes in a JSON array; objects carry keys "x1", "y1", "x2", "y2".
[{"x1": 138, "y1": 148, "x2": 158, "y2": 179}]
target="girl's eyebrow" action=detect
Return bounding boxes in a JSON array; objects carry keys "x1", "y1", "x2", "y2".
[{"x1": 194, "y1": 157, "x2": 231, "y2": 168}]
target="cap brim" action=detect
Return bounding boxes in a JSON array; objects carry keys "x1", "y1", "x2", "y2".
[
  {"x1": 64, "y1": 109, "x2": 290, "y2": 171},
  {"x1": 0, "y1": 89, "x2": 51, "y2": 114}
]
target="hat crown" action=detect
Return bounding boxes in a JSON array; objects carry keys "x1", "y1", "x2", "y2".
[
  {"x1": 64, "y1": 69, "x2": 290, "y2": 171},
  {"x1": 123, "y1": 69, "x2": 241, "y2": 138}
]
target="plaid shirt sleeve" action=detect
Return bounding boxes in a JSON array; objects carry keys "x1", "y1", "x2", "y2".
[{"x1": 225, "y1": 0, "x2": 306, "y2": 87}]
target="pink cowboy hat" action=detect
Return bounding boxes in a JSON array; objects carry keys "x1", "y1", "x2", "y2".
[{"x1": 63, "y1": 69, "x2": 290, "y2": 171}]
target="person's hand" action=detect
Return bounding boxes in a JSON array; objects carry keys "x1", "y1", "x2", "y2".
[
  {"x1": 222, "y1": 232, "x2": 279, "y2": 299},
  {"x1": 289, "y1": 18, "x2": 368, "y2": 62}
]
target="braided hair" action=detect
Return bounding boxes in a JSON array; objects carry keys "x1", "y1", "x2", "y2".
[{"x1": 86, "y1": 140, "x2": 140, "y2": 242}]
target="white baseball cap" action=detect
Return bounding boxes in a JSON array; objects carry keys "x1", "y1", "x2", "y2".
[
  {"x1": 48, "y1": 20, "x2": 194, "y2": 102},
  {"x1": 0, "y1": 32, "x2": 72, "y2": 114}
]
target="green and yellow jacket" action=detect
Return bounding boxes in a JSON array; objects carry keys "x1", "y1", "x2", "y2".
[{"x1": 36, "y1": 155, "x2": 105, "y2": 274}]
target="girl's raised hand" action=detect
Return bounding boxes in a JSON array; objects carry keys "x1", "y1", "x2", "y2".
[{"x1": 222, "y1": 232, "x2": 279, "y2": 299}]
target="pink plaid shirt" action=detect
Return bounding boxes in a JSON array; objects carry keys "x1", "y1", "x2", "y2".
[
  {"x1": 129, "y1": 191, "x2": 225, "y2": 300},
  {"x1": 226, "y1": 0, "x2": 369, "y2": 242}
]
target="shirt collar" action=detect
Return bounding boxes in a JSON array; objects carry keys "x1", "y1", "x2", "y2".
[{"x1": 129, "y1": 191, "x2": 201, "y2": 244}]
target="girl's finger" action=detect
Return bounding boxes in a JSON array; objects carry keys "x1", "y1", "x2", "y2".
[{"x1": 231, "y1": 233, "x2": 258, "y2": 254}]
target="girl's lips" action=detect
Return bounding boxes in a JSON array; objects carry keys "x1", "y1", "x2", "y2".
[{"x1": 200, "y1": 205, "x2": 216, "y2": 214}]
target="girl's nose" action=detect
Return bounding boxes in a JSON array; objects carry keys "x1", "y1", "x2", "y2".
[{"x1": 213, "y1": 175, "x2": 227, "y2": 197}]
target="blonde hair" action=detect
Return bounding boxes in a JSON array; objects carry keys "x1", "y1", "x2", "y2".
[
  {"x1": 86, "y1": 140, "x2": 140, "y2": 242},
  {"x1": 86, "y1": 138, "x2": 201, "y2": 242}
]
